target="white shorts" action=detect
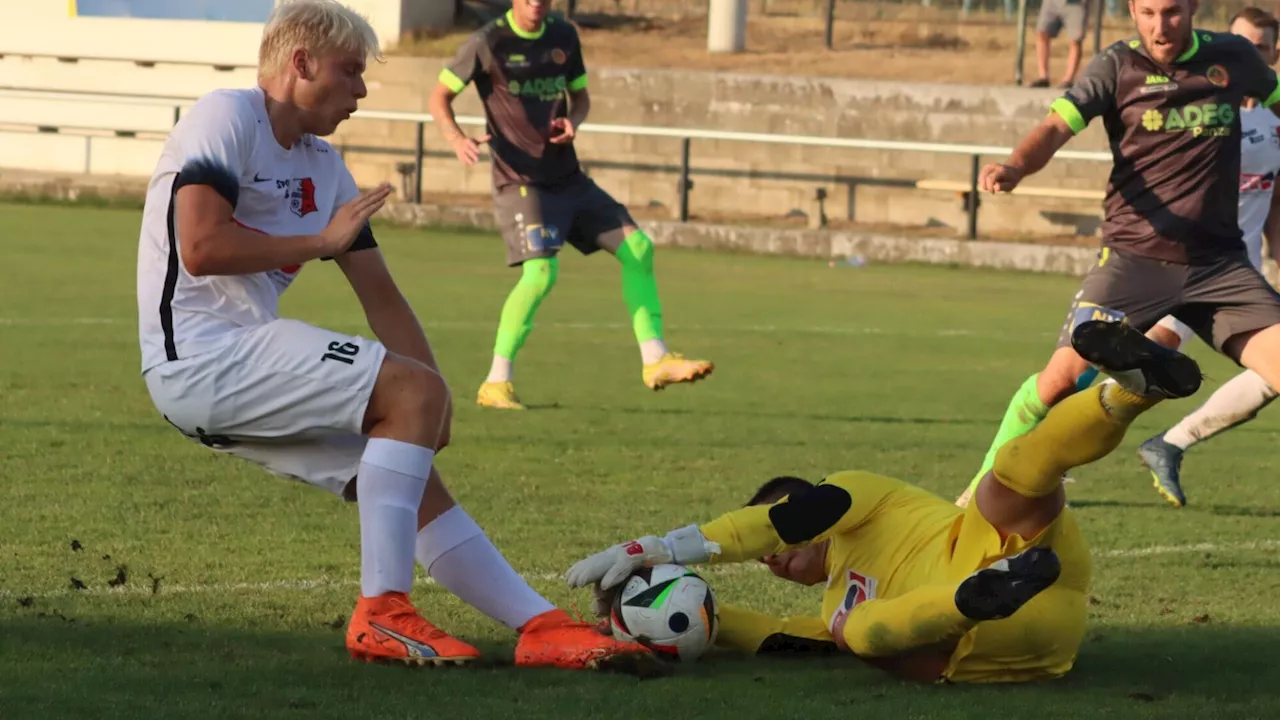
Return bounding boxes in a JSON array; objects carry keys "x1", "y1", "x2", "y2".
[{"x1": 143, "y1": 318, "x2": 387, "y2": 498}]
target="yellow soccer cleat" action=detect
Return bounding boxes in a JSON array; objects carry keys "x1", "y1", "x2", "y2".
[
  {"x1": 476, "y1": 381, "x2": 526, "y2": 410},
  {"x1": 642, "y1": 352, "x2": 714, "y2": 391}
]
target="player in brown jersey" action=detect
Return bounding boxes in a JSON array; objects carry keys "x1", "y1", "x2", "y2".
[
  {"x1": 429, "y1": 0, "x2": 712, "y2": 410},
  {"x1": 956, "y1": 0, "x2": 1280, "y2": 509}
]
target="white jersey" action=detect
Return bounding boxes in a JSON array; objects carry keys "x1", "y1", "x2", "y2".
[
  {"x1": 1237, "y1": 105, "x2": 1280, "y2": 269},
  {"x1": 136, "y1": 87, "x2": 366, "y2": 373}
]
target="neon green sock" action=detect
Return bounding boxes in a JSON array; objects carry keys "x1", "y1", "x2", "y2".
[
  {"x1": 615, "y1": 230, "x2": 664, "y2": 343},
  {"x1": 493, "y1": 257, "x2": 558, "y2": 360},
  {"x1": 965, "y1": 373, "x2": 1050, "y2": 494}
]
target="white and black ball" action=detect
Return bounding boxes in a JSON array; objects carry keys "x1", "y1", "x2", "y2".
[{"x1": 609, "y1": 563, "x2": 719, "y2": 661}]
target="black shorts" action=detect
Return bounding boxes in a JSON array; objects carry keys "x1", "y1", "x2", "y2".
[
  {"x1": 1056, "y1": 247, "x2": 1280, "y2": 356},
  {"x1": 492, "y1": 173, "x2": 636, "y2": 266}
]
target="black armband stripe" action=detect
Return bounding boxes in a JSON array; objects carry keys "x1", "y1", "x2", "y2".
[
  {"x1": 160, "y1": 176, "x2": 181, "y2": 361},
  {"x1": 321, "y1": 223, "x2": 378, "y2": 262},
  {"x1": 164, "y1": 158, "x2": 237, "y2": 361},
  {"x1": 767, "y1": 482, "x2": 853, "y2": 545},
  {"x1": 173, "y1": 157, "x2": 239, "y2": 209},
  {"x1": 348, "y1": 223, "x2": 378, "y2": 251}
]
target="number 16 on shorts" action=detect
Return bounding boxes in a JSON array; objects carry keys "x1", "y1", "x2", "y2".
[{"x1": 322, "y1": 341, "x2": 361, "y2": 365}]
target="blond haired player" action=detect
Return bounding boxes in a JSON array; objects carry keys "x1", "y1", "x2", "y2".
[
  {"x1": 567, "y1": 320, "x2": 1202, "y2": 683},
  {"x1": 137, "y1": 0, "x2": 650, "y2": 670}
]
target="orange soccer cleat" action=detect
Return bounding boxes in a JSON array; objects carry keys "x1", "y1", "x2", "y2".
[
  {"x1": 346, "y1": 592, "x2": 481, "y2": 667},
  {"x1": 514, "y1": 609, "x2": 654, "y2": 670}
]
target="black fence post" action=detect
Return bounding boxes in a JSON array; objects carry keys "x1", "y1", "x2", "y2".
[
  {"x1": 1014, "y1": 0, "x2": 1029, "y2": 85},
  {"x1": 824, "y1": 0, "x2": 836, "y2": 49},
  {"x1": 1092, "y1": 0, "x2": 1104, "y2": 56},
  {"x1": 967, "y1": 154, "x2": 981, "y2": 240},
  {"x1": 414, "y1": 121, "x2": 425, "y2": 204},
  {"x1": 678, "y1": 137, "x2": 692, "y2": 223}
]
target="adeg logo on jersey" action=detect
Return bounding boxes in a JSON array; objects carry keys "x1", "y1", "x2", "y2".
[{"x1": 280, "y1": 177, "x2": 318, "y2": 217}]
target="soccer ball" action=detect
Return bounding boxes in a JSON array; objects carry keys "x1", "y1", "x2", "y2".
[{"x1": 609, "y1": 563, "x2": 719, "y2": 661}]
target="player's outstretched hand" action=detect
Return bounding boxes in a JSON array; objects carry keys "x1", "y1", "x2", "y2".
[
  {"x1": 979, "y1": 162, "x2": 1024, "y2": 194},
  {"x1": 565, "y1": 536, "x2": 674, "y2": 590},
  {"x1": 548, "y1": 118, "x2": 576, "y2": 145},
  {"x1": 321, "y1": 183, "x2": 394, "y2": 256},
  {"x1": 451, "y1": 133, "x2": 491, "y2": 165}
]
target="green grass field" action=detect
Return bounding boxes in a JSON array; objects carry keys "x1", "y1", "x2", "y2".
[{"x1": 3, "y1": 203, "x2": 1280, "y2": 719}]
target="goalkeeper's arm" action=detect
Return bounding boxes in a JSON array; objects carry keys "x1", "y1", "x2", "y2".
[
  {"x1": 566, "y1": 472, "x2": 884, "y2": 590},
  {"x1": 716, "y1": 605, "x2": 840, "y2": 656},
  {"x1": 699, "y1": 472, "x2": 882, "y2": 563}
]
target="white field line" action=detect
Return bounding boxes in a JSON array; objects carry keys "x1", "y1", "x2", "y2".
[
  {"x1": 1095, "y1": 538, "x2": 1280, "y2": 558},
  {"x1": 3, "y1": 539, "x2": 1275, "y2": 602},
  {"x1": 0, "y1": 317, "x2": 1059, "y2": 339}
]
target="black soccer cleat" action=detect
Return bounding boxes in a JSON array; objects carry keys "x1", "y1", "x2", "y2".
[
  {"x1": 954, "y1": 546, "x2": 1061, "y2": 622},
  {"x1": 1070, "y1": 319, "x2": 1203, "y2": 399}
]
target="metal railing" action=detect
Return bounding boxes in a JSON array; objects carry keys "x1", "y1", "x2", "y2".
[{"x1": 0, "y1": 86, "x2": 1112, "y2": 239}]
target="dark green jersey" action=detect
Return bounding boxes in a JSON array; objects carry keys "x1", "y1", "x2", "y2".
[
  {"x1": 441, "y1": 11, "x2": 588, "y2": 190},
  {"x1": 1053, "y1": 30, "x2": 1280, "y2": 263}
]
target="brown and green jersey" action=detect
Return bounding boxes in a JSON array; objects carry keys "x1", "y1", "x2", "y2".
[
  {"x1": 440, "y1": 11, "x2": 588, "y2": 190},
  {"x1": 1052, "y1": 30, "x2": 1280, "y2": 263}
]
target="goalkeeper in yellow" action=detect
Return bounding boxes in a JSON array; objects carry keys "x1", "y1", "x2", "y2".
[{"x1": 566, "y1": 319, "x2": 1203, "y2": 683}]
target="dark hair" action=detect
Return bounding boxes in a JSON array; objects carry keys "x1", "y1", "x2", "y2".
[
  {"x1": 745, "y1": 476, "x2": 814, "y2": 506},
  {"x1": 1231, "y1": 7, "x2": 1280, "y2": 39}
]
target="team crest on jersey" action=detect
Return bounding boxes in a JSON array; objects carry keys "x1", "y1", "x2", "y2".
[
  {"x1": 828, "y1": 569, "x2": 878, "y2": 633},
  {"x1": 281, "y1": 177, "x2": 318, "y2": 217},
  {"x1": 1206, "y1": 65, "x2": 1229, "y2": 88},
  {"x1": 549, "y1": 48, "x2": 567, "y2": 65}
]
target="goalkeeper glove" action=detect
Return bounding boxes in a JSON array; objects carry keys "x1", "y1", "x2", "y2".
[{"x1": 565, "y1": 525, "x2": 720, "y2": 590}]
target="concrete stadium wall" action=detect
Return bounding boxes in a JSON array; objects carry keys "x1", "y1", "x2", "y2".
[
  {"x1": 0, "y1": 0, "x2": 445, "y2": 64},
  {"x1": 0, "y1": 1, "x2": 264, "y2": 65},
  {"x1": 0, "y1": 0, "x2": 457, "y2": 179},
  {"x1": 570, "y1": 0, "x2": 991, "y2": 18},
  {"x1": 335, "y1": 57, "x2": 1113, "y2": 237},
  {"x1": 0, "y1": 5, "x2": 1119, "y2": 239}
]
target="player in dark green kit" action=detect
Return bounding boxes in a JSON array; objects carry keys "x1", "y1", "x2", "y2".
[
  {"x1": 429, "y1": 0, "x2": 713, "y2": 410},
  {"x1": 956, "y1": 0, "x2": 1280, "y2": 508}
]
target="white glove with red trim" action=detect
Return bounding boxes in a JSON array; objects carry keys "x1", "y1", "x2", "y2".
[{"x1": 564, "y1": 525, "x2": 720, "y2": 590}]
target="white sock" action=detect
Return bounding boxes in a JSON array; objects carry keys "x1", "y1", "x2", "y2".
[
  {"x1": 1163, "y1": 370, "x2": 1277, "y2": 450},
  {"x1": 486, "y1": 355, "x2": 513, "y2": 383},
  {"x1": 357, "y1": 438, "x2": 432, "y2": 598},
  {"x1": 640, "y1": 338, "x2": 668, "y2": 365},
  {"x1": 416, "y1": 506, "x2": 555, "y2": 630}
]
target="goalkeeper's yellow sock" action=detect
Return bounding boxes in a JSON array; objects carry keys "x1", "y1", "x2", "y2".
[{"x1": 993, "y1": 383, "x2": 1158, "y2": 499}]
